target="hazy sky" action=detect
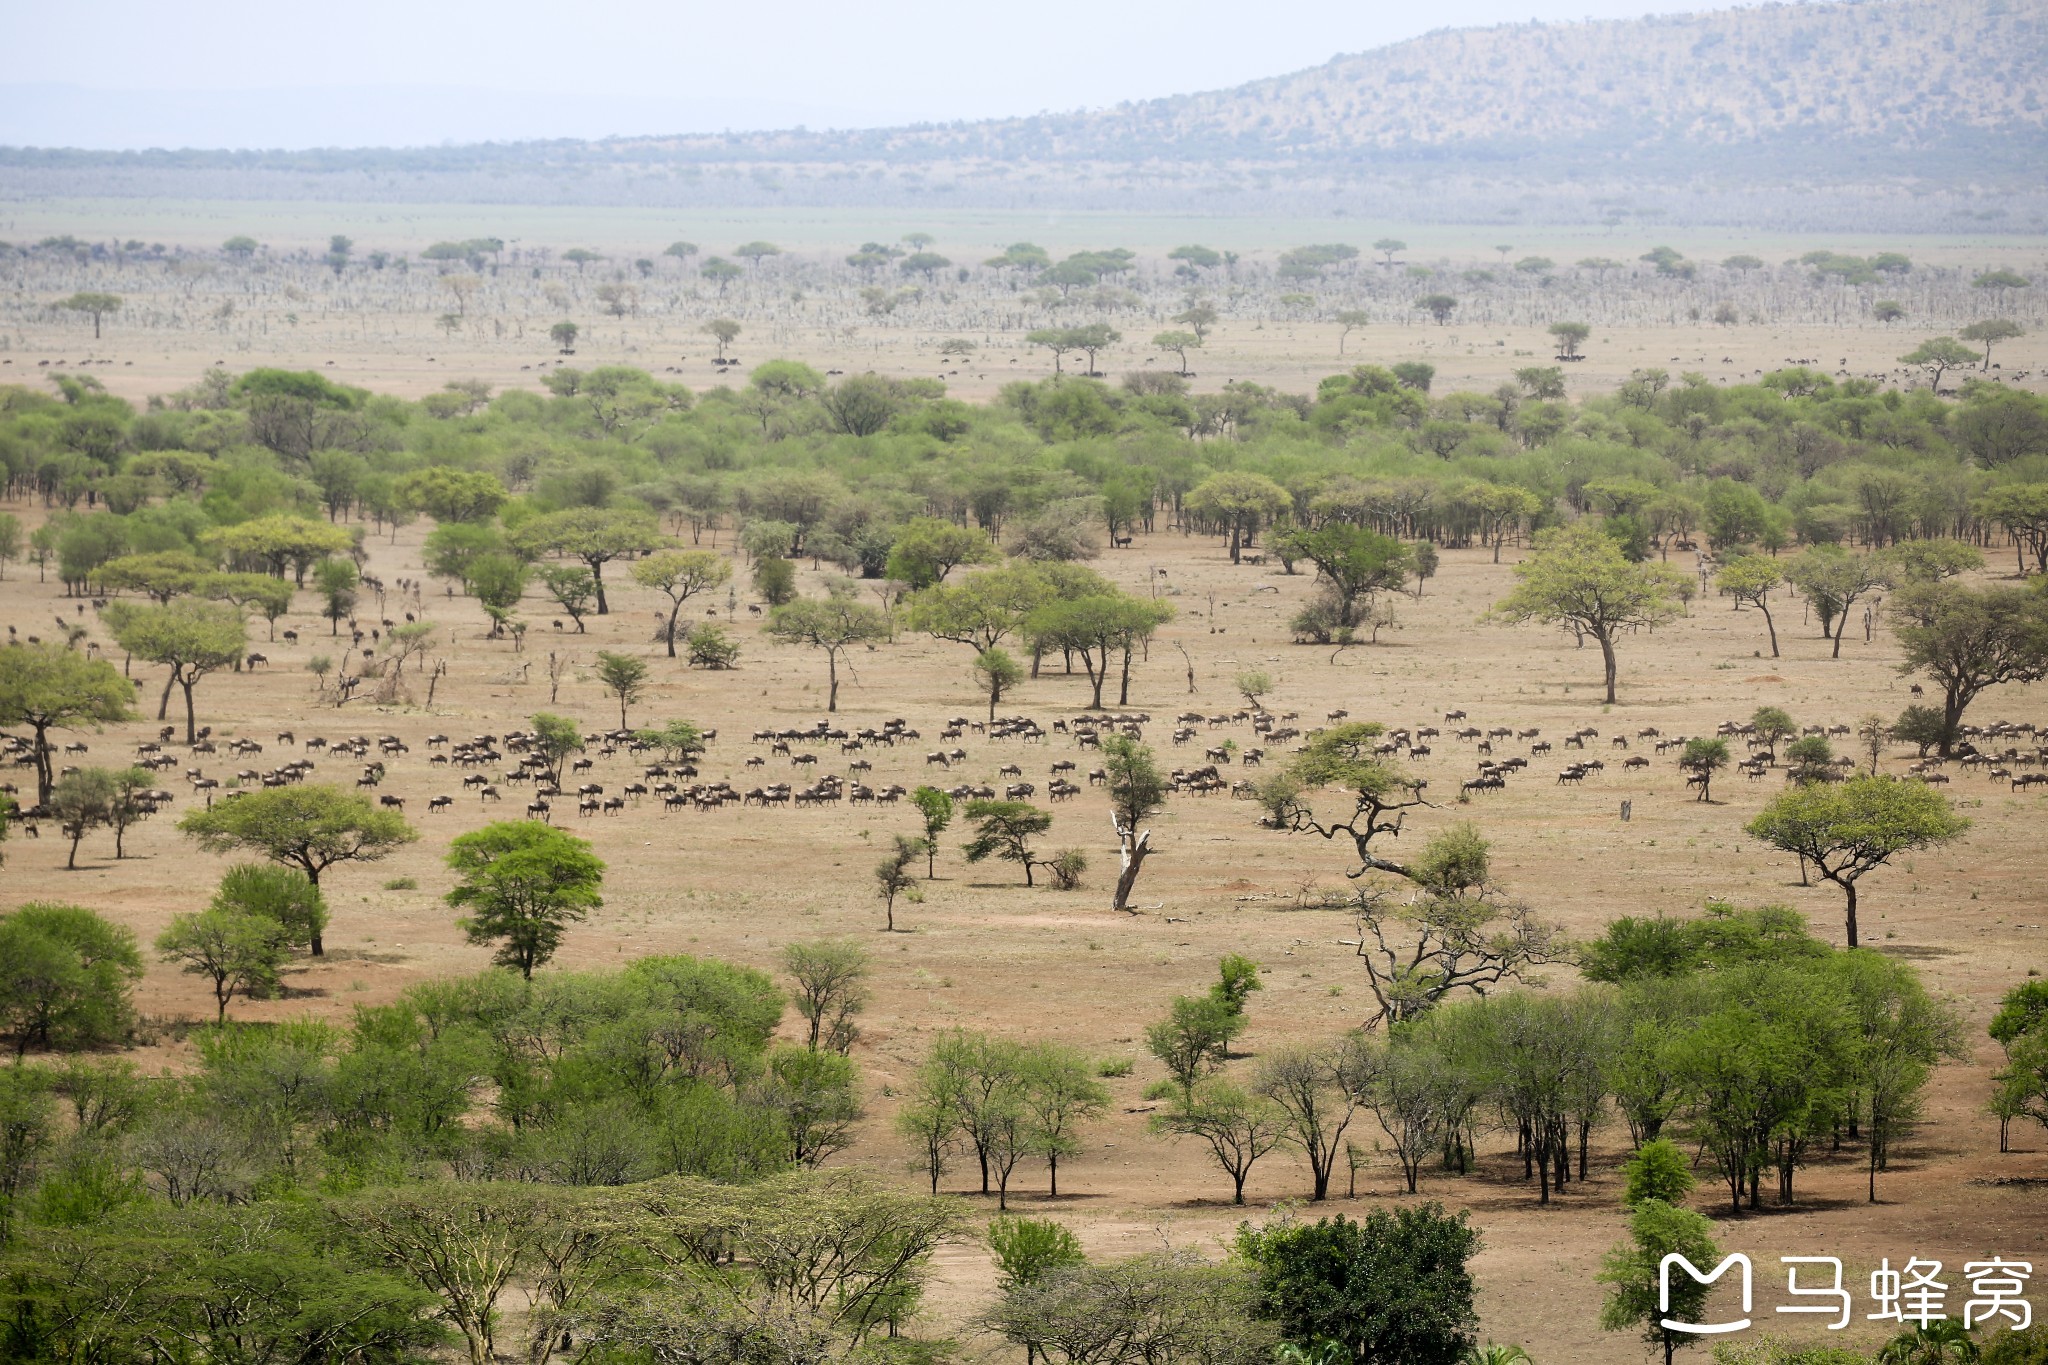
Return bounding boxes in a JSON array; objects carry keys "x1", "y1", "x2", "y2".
[{"x1": 4, "y1": 0, "x2": 1735, "y2": 148}]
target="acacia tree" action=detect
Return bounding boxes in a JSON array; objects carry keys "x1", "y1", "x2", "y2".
[
  {"x1": 1679, "y1": 737, "x2": 1731, "y2": 802},
  {"x1": 631, "y1": 549, "x2": 732, "y2": 657},
  {"x1": 962, "y1": 799, "x2": 1054, "y2": 886},
  {"x1": 1489, "y1": 521, "x2": 1686, "y2": 702},
  {"x1": 910, "y1": 786, "x2": 954, "y2": 878},
  {"x1": 1102, "y1": 736, "x2": 1167, "y2": 913},
  {"x1": 1890, "y1": 580, "x2": 2048, "y2": 755},
  {"x1": 1026, "y1": 593, "x2": 1172, "y2": 708},
  {"x1": 179, "y1": 785, "x2": 419, "y2": 955},
  {"x1": 875, "y1": 835, "x2": 922, "y2": 932},
  {"x1": 1746, "y1": 775, "x2": 1969, "y2": 948},
  {"x1": 784, "y1": 939, "x2": 870, "y2": 1052},
  {"x1": 510, "y1": 508, "x2": 663, "y2": 615},
  {"x1": 973, "y1": 647, "x2": 1025, "y2": 723},
  {"x1": 1151, "y1": 1081, "x2": 1289, "y2": 1205},
  {"x1": 1785, "y1": 545, "x2": 1885, "y2": 658},
  {"x1": 446, "y1": 821, "x2": 604, "y2": 979},
  {"x1": 104, "y1": 600, "x2": 247, "y2": 744},
  {"x1": 1185, "y1": 471, "x2": 1290, "y2": 564},
  {"x1": 765, "y1": 589, "x2": 891, "y2": 712},
  {"x1": 593, "y1": 651, "x2": 648, "y2": 729},
  {"x1": 56, "y1": 292, "x2": 121, "y2": 338},
  {"x1": 0, "y1": 643, "x2": 135, "y2": 807},
  {"x1": 1716, "y1": 555, "x2": 1786, "y2": 657},
  {"x1": 1274, "y1": 524, "x2": 1413, "y2": 628},
  {"x1": 1898, "y1": 336, "x2": 1980, "y2": 393}
]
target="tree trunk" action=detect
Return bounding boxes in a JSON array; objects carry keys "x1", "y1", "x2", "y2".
[
  {"x1": 181, "y1": 678, "x2": 198, "y2": 745},
  {"x1": 1112, "y1": 823, "x2": 1150, "y2": 912},
  {"x1": 1048, "y1": 1153, "x2": 1059, "y2": 1198},
  {"x1": 1597, "y1": 632, "x2": 1619, "y2": 703},
  {"x1": 1841, "y1": 876, "x2": 1859, "y2": 948},
  {"x1": 663, "y1": 605, "x2": 680, "y2": 657},
  {"x1": 589, "y1": 561, "x2": 609, "y2": 614},
  {"x1": 1760, "y1": 602, "x2": 1778, "y2": 657},
  {"x1": 826, "y1": 652, "x2": 839, "y2": 712},
  {"x1": 304, "y1": 866, "x2": 326, "y2": 957},
  {"x1": 1228, "y1": 524, "x2": 1242, "y2": 564}
]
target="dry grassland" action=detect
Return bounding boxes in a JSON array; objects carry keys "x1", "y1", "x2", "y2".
[{"x1": 3, "y1": 504, "x2": 2044, "y2": 1360}]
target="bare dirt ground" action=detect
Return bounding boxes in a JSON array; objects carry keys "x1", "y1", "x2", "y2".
[{"x1": 4, "y1": 503, "x2": 2045, "y2": 1360}]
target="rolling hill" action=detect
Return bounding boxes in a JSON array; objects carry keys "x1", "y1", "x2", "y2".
[{"x1": 5, "y1": 0, "x2": 2043, "y2": 223}]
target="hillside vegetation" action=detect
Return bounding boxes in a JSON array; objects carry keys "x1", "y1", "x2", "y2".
[{"x1": 5, "y1": 0, "x2": 2045, "y2": 222}]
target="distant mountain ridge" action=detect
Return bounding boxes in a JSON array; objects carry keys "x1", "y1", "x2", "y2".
[{"x1": 4, "y1": 0, "x2": 2043, "y2": 225}]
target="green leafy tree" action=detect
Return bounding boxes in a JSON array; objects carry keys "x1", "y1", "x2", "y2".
[
  {"x1": 783, "y1": 939, "x2": 869, "y2": 1053},
  {"x1": 54, "y1": 292, "x2": 121, "y2": 338},
  {"x1": 509, "y1": 507, "x2": 663, "y2": 615},
  {"x1": 1488, "y1": 521, "x2": 1686, "y2": 702},
  {"x1": 910, "y1": 786, "x2": 954, "y2": 878},
  {"x1": 884, "y1": 517, "x2": 997, "y2": 590},
  {"x1": 393, "y1": 468, "x2": 507, "y2": 523},
  {"x1": 179, "y1": 786, "x2": 419, "y2": 955},
  {"x1": 1020, "y1": 1044, "x2": 1109, "y2": 1196},
  {"x1": 1151, "y1": 1080, "x2": 1289, "y2": 1205},
  {"x1": 1890, "y1": 581, "x2": 2048, "y2": 755},
  {"x1": 1598, "y1": 1198, "x2": 1723, "y2": 1365},
  {"x1": 1785, "y1": 545, "x2": 1886, "y2": 658},
  {"x1": 1899, "y1": 337, "x2": 1981, "y2": 394},
  {"x1": 875, "y1": 834, "x2": 923, "y2": 932},
  {"x1": 1746, "y1": 775, "x2": 1969, "y2": 947},
  {"x1": 1238, "y1": 1205, "x2": 1480, "y2": 1363},
  {"x1": 313, "y1": 556, "x2": 359, "y2": 635},
  {"x1": 1276, "y1": 524, "x2": 1414, "y2": 629},
  {"x1": 210, "y1": 863, "x2": 328, "y2": 955},
  {"x1": 961, "y1": 799, "x2": 1055, "y2": 886},
  {"x1": 1146, "y1": 994, "x2": 1243, "y2": 1099},
  {"x1": 1679, "y1": 738, "x2": 1731, "y2": 802},
  {"x1": 1186, "y1": 470, "x2": 1291, "y2": 564},
  {"x1": 49, "y1": 767, "x2": 123, "y2": 870},
  {"x1": 631, "y1": 549, "x2": 731, "y2": 657},
  {"x1": 446, "y1": 821, "x2": 605, "y2": 978},
  {"x1": 972, "y1": 646, "x2": 1026, "y2": 724},
  {"x1": 0, "y1": 903, "x2": 142, "y2": 1056},
  {"x1": 1960, "y1": 319, "x2": 2024, "y2": 370},
  {"x1": 1026, "y1": 592, "x2": 1172, "y2": 708},
  {"x1": 1416, "y1": 294, "x2": 1457, "y2": 325},
  {"x1": 156, "y1": 908, "x2": 290, "y2": 1021},
  {"x1": 103, "y1": 599, "x2": 246, "y2": 744},
  {"x1": 536, "y1": 565, "x2": 597, "y2": 632},
  {"x1": 752, "y1": 555, "x2": 797, "y2": 606},
  {"x1": 702, "y1": 318, "x2": 742, "y2": 359},
  {"x1": 527, "y1": 712, "x2": 584, "y2": 787},
  {"x1": 632, "y1": 719, "x2": 706, "y2": 766},
  {"x1": 1102, "y1": 735, "x2": 1167, "y2": 912},
  {"x1": 764, "y1": 591, "x2": 891, "y2": 712},
  {"x1": 1717, "y1": 556, "x2": 1786, "y2": 656},
  {"x1": 468, "y1": 553, "x2": 528, "y2": 637},
  {"x1": 1548, "y1": 321, "x2": 1592, "y2": 357},
  {"x1": 0, "y1": 644, "x2": 136, "y2": 807},
  {"x1": 593, "y1": 650, "x2": 649, "y2": 729},
  {"x1": 1153, "y1": 330, "x2": 1202, "y2": 375}
]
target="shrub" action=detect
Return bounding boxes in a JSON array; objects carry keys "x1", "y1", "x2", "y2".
[
  {"x1": 1046, "y1": 849, "x2": 1087, "y2": 891},
  {"x1": 686, "y1": 622, "x2": 742, "y2": 669}
]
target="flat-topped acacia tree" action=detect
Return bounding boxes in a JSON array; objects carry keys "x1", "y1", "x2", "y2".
[
  {"x1": 1488, "y1": 521, "x2": 1686, "y2": 703},
  {"x1": 0, "y1": 643, "x2": 135, "y2": 807},
  {"x1": 179, "y1": 785, "x2": 417, "y2": 956}
]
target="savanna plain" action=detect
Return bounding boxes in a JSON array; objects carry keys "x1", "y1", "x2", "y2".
[{"x1": 2, "y1": 207, "x2": 2047, "y2": 1365}]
